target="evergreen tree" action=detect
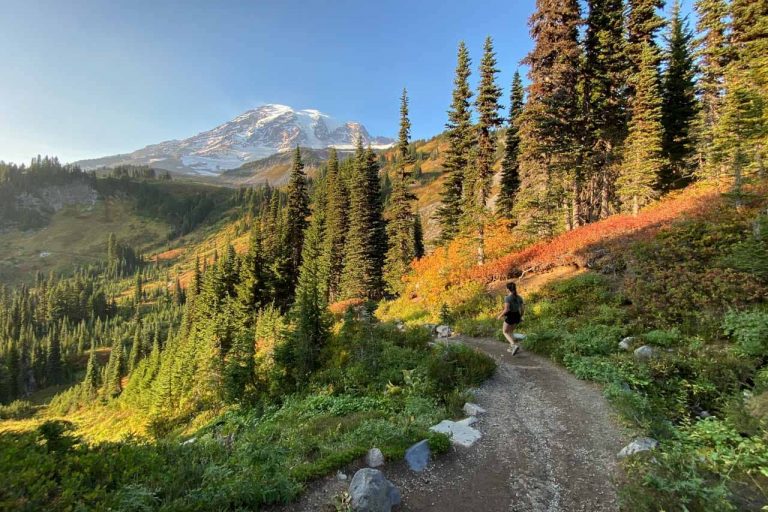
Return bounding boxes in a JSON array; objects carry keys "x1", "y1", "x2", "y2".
[
  {"x1": 464, "y1": 36, "x2": 503, "y2": 265},
  {"x1": 104, "y1": 337, "x2": 124, "y2": 397},
  {"x1": 626, "y1": 0, "x2": 666, "y2": 79},
  {"x1": 288, "y1": 200, "x2": 330, "y2": 386},
  {"x1": 82, "y1": 346, "x2": 98, "y2": 398},
  {"x1": 397, "y1": 88, "x2": 413, "y2": 164},
  {"x1": 660, "y1": 1, "x2": 699, "y2": 189},
  {"x1": 285, "y1": 146, "x2": 310, "y2": 282},
  {"x1": 45, "y1": 335, "x2": 63, "y2": 386},
  {"x1": 322, "y1": 148, "x2": 348, "y2": 302},
  {"x1": 234, "y1": 227, "x2": 266, "y2": 324},
  {"x1": 413, "y1": 213, "x2": 425, "y2": 259},
  {"x1": 518, "y1": 0, "x2": 583, "y2": 236},
  {"x1": 694, "y1": 0, "x2": 731, "y2": 177},
  {"x1": 713, "y1": 0, "x2": 768, "y2": 181},
  {"x1": 436, "y1": 41, "x2": 473, "y2": 244},
  {"x1": 583, "y1": 0, "x2": 629, "y2": 221},
  {"x1": 128, "y1": 322, "x2": 143, "y2": 375},
  {"x1": 618, "y1": 42, "x2": 665, "y2": 214},
  {"x1": 497, "y1": 71, "x2": 525, "y2": 220},
  {"x1": 384, "y1": 89, "x2": 418, "y2": 294},
  {"x1": 339, "y1": 141, "x2": 386, "y2": 300},
  {"x1": 133, "y1": 272, "x2": 143, "y2": 303}
]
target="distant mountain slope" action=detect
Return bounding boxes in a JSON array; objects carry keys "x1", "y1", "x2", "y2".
[
  {"x1": 75, "y1": 105, "x2": 393, "y2": 176},
  {"x1": 219, "y1": 147, "x2": 355, "y2": 186}
]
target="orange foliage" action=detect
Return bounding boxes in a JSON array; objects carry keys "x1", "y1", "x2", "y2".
[
  {"x1": 400, "y1": 183, "x2": 724, "y2": 309},
  {"x1": 467, "y1": 185, "x2": 720, "y2": 284},
  {"x1": 328, "y1": 298, "x2": 367, "y2": 316}
]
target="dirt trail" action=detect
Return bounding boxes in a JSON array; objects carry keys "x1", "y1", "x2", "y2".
[{"x1": 278, "y1": 335, "x2": 627, "y2": 512}]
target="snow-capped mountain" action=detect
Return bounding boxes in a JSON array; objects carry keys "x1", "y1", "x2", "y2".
[{"x1": 75, "y1": 104, "x2": 393, "y2": 175}]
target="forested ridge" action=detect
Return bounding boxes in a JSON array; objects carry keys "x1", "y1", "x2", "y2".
[{"x1": 1, "y1": 0, "x2": 767, "y2": 510}]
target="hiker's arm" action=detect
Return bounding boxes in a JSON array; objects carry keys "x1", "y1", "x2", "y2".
[{"x1": 497, "y1": 302, "x2": 509, "y2": 320}]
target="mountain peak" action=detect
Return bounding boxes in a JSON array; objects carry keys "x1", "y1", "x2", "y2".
[{"x1": 76, "y1": 105, "x2": 392, "y2": 175}]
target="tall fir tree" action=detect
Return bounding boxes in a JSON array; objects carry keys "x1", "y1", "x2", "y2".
[
  {"x1": 339, "y1": 141, "x2": 386, "y2": 300},
  {"x1": 694, "y1": 0, "x2": 731, "y2": 177},
  {"x1": 288, "y1": 198, "x2": 330, "y2": 386},
  {"x1": 436, "y1": 41, "x2": 473, "y2": 244},
  {"x1": 518, "y1": 0, "x2": 583, "y2": 236},
  {"x1": 497, "y1": 71, "x2": 525, "y2": 220},
  {"x1": 321, "y1": 148, "x2": 348, "y2": 302},
  {"x1": 713, "y1": 0, "x2": 768, "y2": 182},
  {"x1": 618, "y1": 42, "x2": 665, "y2": 214},
  {"x1": 626, "y1": 0, "x2": 666, "y2": 78},
  {"x1": 583, "y1": 0, "x2": 629, "y2": 222},
  {"x1": 660, "y1": 0, "x2": 699, "y2": 190},
  {"x1": 384, "y1": 89, "x2": 418, "y2": 294},
  {"x1": 285, "y1": 146, "x2": 311, "y2": 285},
  {"x1": 464, "y1": 36, "x2": 503, "y2": 265}
]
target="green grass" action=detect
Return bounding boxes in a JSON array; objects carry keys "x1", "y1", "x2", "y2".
[{"x1": 0, "y1": 199, "x2": 170, "y2": 284}]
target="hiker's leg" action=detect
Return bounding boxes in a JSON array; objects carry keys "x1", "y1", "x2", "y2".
[{"x1": 502, "y1": 322, "x2": 516, "y2": 345}]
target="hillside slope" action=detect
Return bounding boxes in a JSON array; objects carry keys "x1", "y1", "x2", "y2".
[{"x1": 380, "y1": 179, "x2": 768, "y2": 510}]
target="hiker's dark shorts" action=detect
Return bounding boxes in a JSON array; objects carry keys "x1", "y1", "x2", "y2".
[{"x1": 504, "y1": 312, "x2": 522, "y2": 326}]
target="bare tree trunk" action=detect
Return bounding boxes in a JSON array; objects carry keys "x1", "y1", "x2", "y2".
[{"x1": 476, "y1": 225, "x2": 485, "y2": 266}]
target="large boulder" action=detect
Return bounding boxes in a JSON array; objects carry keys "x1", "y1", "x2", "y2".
[
  {"x1": 349, "y1": 468, "x2": 400, "y2": 512},
  {"x1": 429, "y1": 418, "x2": 482, "y2": 448},
  {"x1": 633, "y1": 345, "x2": 655, "y2": 361},
  {"x1": 366, "y1": 447, "x2": 385, "y2": 468},
  {"x1": 617, "y1": 437, "x2": 658, "y2": 459},
  {"x1": 513, "y1": 333, "x2": 526, "y2": 341},
  {"x1": 435, "y1": 325, "x2": 453, "y2": 338},
  {"x1": 404, "y1": 439, "x2": 430, "y2": 472}
]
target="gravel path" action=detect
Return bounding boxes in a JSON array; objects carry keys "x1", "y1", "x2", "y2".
[{"x1": 272, "y1": 335, "x2": 627, "y2": 512}]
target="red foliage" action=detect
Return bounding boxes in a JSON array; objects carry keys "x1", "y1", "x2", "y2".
[{"x1": 464, "y1": 185, "x2": 721, "y2": 284}]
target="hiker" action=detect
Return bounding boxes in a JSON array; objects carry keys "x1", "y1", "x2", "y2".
[{"x1": 497, "y1": 282, "x2": 524, "y2": 355}]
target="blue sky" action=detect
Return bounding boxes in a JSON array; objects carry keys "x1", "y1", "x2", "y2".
[{"x1": 0, "y1": 0, "x2": 690, "y2": 165}]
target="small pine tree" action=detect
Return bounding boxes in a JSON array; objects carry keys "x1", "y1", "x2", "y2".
[
  {"x1": 82, "y1": 346, "x2": 99, "y2": 399},
  {"x1": 104, "y1": 337, "x2": 124, "y2": 397},
  {"x1": 413, "y1": 213, "x2": 425, "y2": 259}
]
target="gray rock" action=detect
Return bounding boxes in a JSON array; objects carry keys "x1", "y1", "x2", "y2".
[
  {"x1": 366, "y1": 447, "x2": 385, "y2": 468},
  {"x1": 337, "y1": 470, "x2": 348, "y2": 481},
  {"x1": 395, "y1": 321, "x2": 406, "y2": 332},
  {"x1": 349, "y1": 468, "x2": 399, "y2": 512},
  {"x1": 423, "y1": 323, "x2": 437, "y2": 334},
  {"x1": 430, "y1": 419, "x2": 482, "y2": 448},
  {"x1": 435, "y1": 325, "x2": 452, "y2": 338},
  {"x1": 619, "y1": 336, "x2": 635, "y2": 351},
  {"x1": 513, "y1": 332, "x2": 526, "y2": 341},
  {"x1": 633, "y1": 345, "x2": 655, "y2": 361},
  {"x1": 463, "y1": 402, "x2": 487, "y2": 416},
  {"x1": 404, "y1": 439, "x2": 430, "y2": 472},
  {"x1": 181, "y1": 437, "x2": 197, "y2": 445},
  {"x1": 618, "y1": 437, "x2": 658, "y2": 459}
]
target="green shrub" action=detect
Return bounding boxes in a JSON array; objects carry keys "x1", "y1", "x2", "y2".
[
  {"x1": 641, "y1": 328, "x2": 683, "y2": 348},
  {"x1": 426, "y1": 343, "x2": 496, "y2": 397},
  {"x1": 0, "y1": 400, "x2": 36, "y2": 420},
  {"x1": 723, "y1": 308, "x2": 768, "y2": 356}
]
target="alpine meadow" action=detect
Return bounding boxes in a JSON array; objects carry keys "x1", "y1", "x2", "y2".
[{"x1": 1, "y1": 0, "x2": 767, "y2": 511}]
